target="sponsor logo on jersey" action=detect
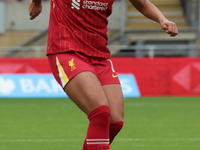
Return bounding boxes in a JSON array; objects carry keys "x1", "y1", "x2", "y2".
[
  {"x1": 71, "y1": 0, "x2": 108, "y2": 11},
  {"x1": 69, "y1": 58, "x2": 77, "y2": 71},
  {"x1": 71, "y1": 0, "x2": 81, "y2": 10},
  {"x1": 82, "y1": 1, "x2": 108, "y2": 11}
]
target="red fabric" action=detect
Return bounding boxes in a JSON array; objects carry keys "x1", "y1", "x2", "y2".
[
  {"x1": 109, "y1": 121, "x2": 124, "y2": 144},
  {"x1": 47, "y1": 0, "x2": 114, "y2": 58},
  {"x1": 48, "y1": 52, "x2": 120, "y2": 88},
  {"x1": 82, "y1": 120, "x2": 124, "y2": 150},
  {"x1": 82, "y1": 139, "x2": 87, "y2": 150},
  {"x1": 86, "y1": 105, "x2": 110, "y2": 150}
]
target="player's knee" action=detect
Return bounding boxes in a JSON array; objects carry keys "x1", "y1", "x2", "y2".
[{"x1": 87, "y1": 96, "x2": 109, "y2": 115}]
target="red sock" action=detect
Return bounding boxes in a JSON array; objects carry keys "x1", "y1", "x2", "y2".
[
  {"x1": 109, "y1": 121, "x2": 124, "y2": 144},
  {"x1": 83, "y1": 105, "x2": 110, "y2": 150},
  {"x1": 82, "y1": 139, "x2": 87, "y2": 150},
  {"x1": 83, "y1": 121, "x2": 124, "y2": 149}
]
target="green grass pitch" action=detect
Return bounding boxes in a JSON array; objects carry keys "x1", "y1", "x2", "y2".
[{"x1": 0, "y1": 97, "x2": 200, "y2": 150}]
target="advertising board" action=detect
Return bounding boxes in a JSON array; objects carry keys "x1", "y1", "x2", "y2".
[{"x1": 0, "y1": 74, "x2": 140, "y2": 98}]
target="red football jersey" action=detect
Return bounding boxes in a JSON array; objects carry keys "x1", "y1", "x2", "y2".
[{"x1": 47, "y1": 0, "x2": 114, "y2": 58}]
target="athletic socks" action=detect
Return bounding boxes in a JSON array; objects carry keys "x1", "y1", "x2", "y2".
[
  {"x1": 82, "y1": 139, "x2": 87, "y2": 150},
  {"x1": 84, "y1": 105, "x2": 111, "y2": 150},
  {"x1": 109, "y1": 121, "x2": 124, "y2": 144},
  {"x1": 82, "y1": 106, "x2": 124, "y2": 150}
]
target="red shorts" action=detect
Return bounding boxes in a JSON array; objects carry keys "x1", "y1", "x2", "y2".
[{"x1": 48, "y1": 51, "x2": 120, "y2": 88}]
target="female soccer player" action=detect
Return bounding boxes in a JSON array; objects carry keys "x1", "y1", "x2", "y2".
[{"x1": 29, "y1": 0, "x2": 178, "y2": 150}]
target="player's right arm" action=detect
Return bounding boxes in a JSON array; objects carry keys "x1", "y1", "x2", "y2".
[{"x1": 29, "y1": 0, "x2": 42, "y2": 20}]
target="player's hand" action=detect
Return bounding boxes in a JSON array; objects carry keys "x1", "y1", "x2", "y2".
[
  {"x1": 29, "y1": 0, "x2": 42, "y2": 20},
  {"x1": 160, "y1": 20, "x2": 178, "y2": 37}
]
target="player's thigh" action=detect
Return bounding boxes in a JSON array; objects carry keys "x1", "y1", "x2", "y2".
[
  {"x1": 102, "y1": 84, "x2": 124, "y2": 122},
  {"x1": 48, "y1": 52, "x2": 109, "y2": 115},
  {"x1": 64, "y1": 71, "x2": 109, "y2": 115}
]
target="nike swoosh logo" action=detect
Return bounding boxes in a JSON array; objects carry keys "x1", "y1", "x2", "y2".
[{"x1": 112, "y1": 74, "x2": 118, "y2": 78}]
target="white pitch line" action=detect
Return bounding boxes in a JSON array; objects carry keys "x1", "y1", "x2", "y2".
[{"x1": 0, "y1": 138, "x2": 200, "y2": 142}]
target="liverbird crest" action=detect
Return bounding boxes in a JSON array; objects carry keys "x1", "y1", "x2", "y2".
[{"x1": 68, "y1": 58, "x2": 77, "y2": 71}]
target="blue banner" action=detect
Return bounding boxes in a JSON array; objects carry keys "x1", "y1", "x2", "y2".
[{"x1": 0, "y1": 74, "x2": 140, "y2": 98}]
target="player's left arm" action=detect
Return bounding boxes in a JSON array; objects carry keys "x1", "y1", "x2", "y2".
[
  {"x1": 129, "y1": 0, "x2": 178, "y2": 37},
  {"x1": 29, "y1": 0, "x2": 42, "y2": 20}
]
